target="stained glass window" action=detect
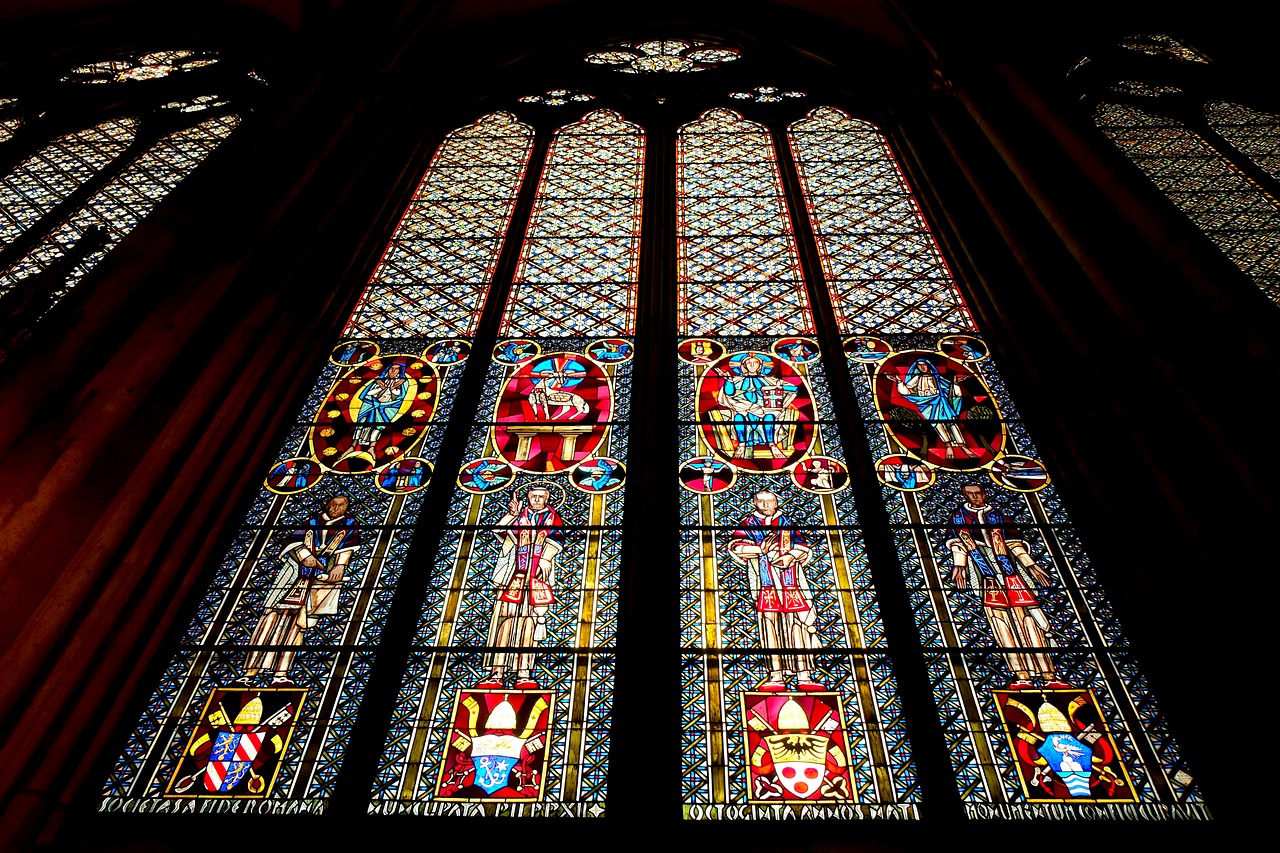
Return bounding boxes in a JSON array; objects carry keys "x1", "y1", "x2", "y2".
[
  {"x1": 728, "y1": 86, "x2": 806, "y2": 103},
  {"x1": 0, "y1": 119, "x2": 137, "y2": 261},
  {"x1": 1205, "y1": 100, "x2": 1280, "y2": 182},
  {"x1": 518, "y1": 90, "x2": 595, "y2": 106},
  {"x1": 1, "y1": 114, "x2": 240, "y2": 307},
  {"x1": 161, "y1": 94, "x2": 233, "y2": 114},
  {"x1": 1108, "y1": 81, "x2": 1182, "y2": 97},
  {"x1": 90, "y1": 61, "x2": 1214, "y2": 823},
  {"x1": 101, "y1": 112, "x2": 534, "y2": 815},
  {"x1": 372, "y1": 109, "x2": 642, "y2": 817},
  {"x1": 677, "y1": 108, "x2": 916, "y2": 819},
  {"x1": 790, "y1": 106, "x2": 1206, "y2": 819},
  {"x1": 1119, "y1": 34, "x2": 1210, "y2": 63},
  {"x1": 1095, "y1": 101, "x2": 1280, "y2": 304},
  {"x1": 585, "y1": 39, "x2": 739, "y2": 73},
  {"x1": 62, "y1": 50, "x2": 220, "y2": 84}
]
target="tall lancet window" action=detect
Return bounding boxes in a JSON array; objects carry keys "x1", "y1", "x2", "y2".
[
  {"x1": 1079, "y1": 35, "x2": 1280, "y2": 306},
  {"x1": 373, "y1": 109, "x2": 643, "y2": 817},
  {"x1": 791, "y1": 106, "x2": 1203, "y2": 818},
  {"x1": 1095, "y1": 101, "x2": 1280, "y2": 303},
  {"x1": 0, "y1": 47, "x2": 246, "y2": 356},
  {"x1": 0, "y1": 120, "x2": 138, "y2": 248},
  {"x1": 676, "y1": 108, "x2": 917, "y2": 819}
]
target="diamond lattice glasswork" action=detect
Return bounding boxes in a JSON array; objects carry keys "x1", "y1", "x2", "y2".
[
  {"x1": 1205, "y1": 100, "x2": 1280, "y2": 183},
  {"x1": 0, "y1": 119, "x2": 137, "y2": 252},
  {"x1": 789, "y1": 107, "x2": 972, "y2": 334},
  {"x1": 371, "y1": 109, "x2": 643, "y2": 817},
  {"x1": 1119, "y1": 34, "x2": 1210, "y2": 63},
  {"x1": 1097, "y1": 100, "x2": 1280, "y2": 304},
  {"x1": 1, "y1": 115, "x2": 240, "y2": 304},
  {"x1": 677, "y1": 107, "x2": 917, "y2": 819},
  {"x1": 346, "y1": 112, "x2": 534, "y2": 339},
  {"x1": 61, "y1": 50, "x2": 220, "y2": 84}
]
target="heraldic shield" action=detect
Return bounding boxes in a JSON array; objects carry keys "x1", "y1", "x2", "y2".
[
  {"x1": 995, "y1": 688, "x2": 1138, "y2": 803},
  {"x1": 167, "y1": 687, "x2": 305, "y2": 797},
  {"x1": 436, "y1": 689, "x2": 554, "y2": 801},
  {"x1": 743, "y1": 692, "x2": 855, "y2": 803}
]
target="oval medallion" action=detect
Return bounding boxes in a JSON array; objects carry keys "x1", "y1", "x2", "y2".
[
  {"x1": 873, "y1": 350, "x2": 1005, "y2": 471},
  {"x1": 492, "y1": 352, "x2": 611, "y2": 474},
  {"x1": 309, "y1": 355, "x2": 437, "y2": 474},
  {"x1": 697, "y1": 350, "x2": 815, "y2": 473}
]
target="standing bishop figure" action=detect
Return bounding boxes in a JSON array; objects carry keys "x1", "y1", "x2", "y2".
[
  {"x1": 727, "y1": 490, "x2": 824, "y2": 692},
  {"x1": 479, "y1": 485, "x2": 565, "y2": 690}
]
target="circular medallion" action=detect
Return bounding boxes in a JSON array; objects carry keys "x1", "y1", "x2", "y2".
[
  {"x1": 376, "y1": 457, "x2": 432, "y2": 494},
  {"x1": 571, "y1": 456, "x2": 626, "y2": 493},
  {"x1": 678, "y1": 338, "x2": 726, "y2": 364},
  {"x1": 938, "y1": 335, "x2": 988, "y2": 363},
  {"x1": 493, "y1": 339, "x2": 541, "y2": 365},
  {"x1": 330, "y1": 339, "x2": 379, "y2": 367},
  {"x1": 585, "y1": 338, "x2": 634, "y2": 363},
  {"x1": 875, "y1": 454, "x2": 936, "y2": 491},
  {"x1": 458, "y1": 457, "x2": 516, "y2": 494},
  {"x1": 791, "y1": 456, "x2": 849, "y2": 493},
  {"x1": 989, "y1": 455, "x2": 1050, "y2": 492},
  {"x1": 679, "y1": 455, "x2": 736, "y2": 494},
  {"x1": 772, "y1": 337, "x2": 821, "y2": 365},
  {"x1": 264, "y1": 457, "x2": 323, "y2": 494},
  {"x1": 423, "y1": 339, "x2": 471, "y2": 366},
  {"x1": 844, "y1": 336, "x2": 892, "y2": 363}
]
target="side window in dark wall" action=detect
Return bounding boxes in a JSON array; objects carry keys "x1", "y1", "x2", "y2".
[
  {"x1": 1074, "y1": 34, "x2": 1280, "y2": 305},
  {"x1": 0, "y1": 48, "x2": 256, "y2": 358}
]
